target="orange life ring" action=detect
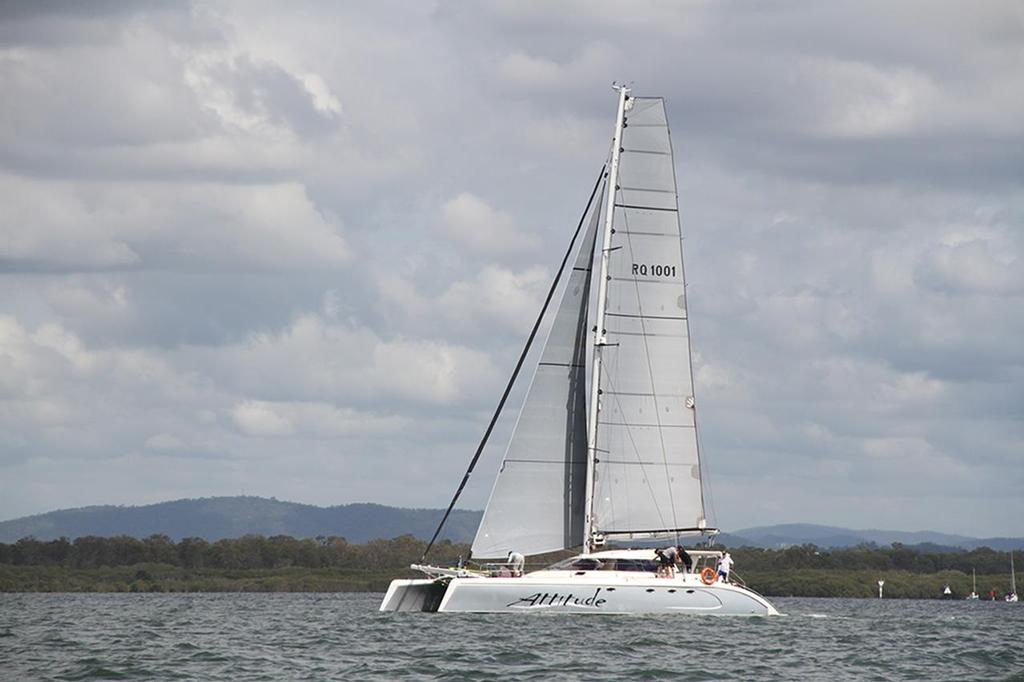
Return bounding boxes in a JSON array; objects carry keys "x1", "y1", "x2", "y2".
[{"x1": 700, "y1": 567, "x2": 717, "y2": 585}]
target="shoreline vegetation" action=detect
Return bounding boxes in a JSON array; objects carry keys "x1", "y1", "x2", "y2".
[{"x1": 1, "y1": 535, "x2": 1017, "y2": 599}]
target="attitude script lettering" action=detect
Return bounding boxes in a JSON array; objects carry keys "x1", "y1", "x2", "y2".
[{"x1": 506, "y1": 587, "x2": 608, "y2": 609}]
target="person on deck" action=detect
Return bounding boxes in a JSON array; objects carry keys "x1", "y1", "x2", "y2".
[
  {"x1": 655, "y1": 545, "x2": 679, "y2": 578},
  {"x1": 507, "y1": 551, "x2": 525, "y2": 577},
  {"x1": 677, "y1": 545, "x2": 693, "y2": 574},
  {"x1": 717, "y1": 550, "x2": 733, "y2": 583}
]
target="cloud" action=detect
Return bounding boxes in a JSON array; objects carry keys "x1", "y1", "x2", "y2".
[
  {"x1": 231, "y1": 401, "x2": 295, "y2": 436},
  {"x1": 439, "y1": 192, "x2": 540, "y2": 253},
  {"x1": 438, "y1": 265, "x2": 550, "y2": 332},
  {"x1": 914, "y1": 225, "x2": 1024, "y2": 295},
  {"x1": 496, "y1": 43, "x2": 618, "y2": 92},
  {"x1": 230, "y1": 400, "x2": 406, "y2": 438},
  {"x1": 376, "y1": 263, "x2": 551, "y2": 337},
  {"x1": 228, "y1": 57, "x2": 340, "y2": 134},
  {"x1": 0, "y1": 23, "x2": 214, "y2": 149},
  {"x1": 144, "y1": 433, "x2": 187, "y2": 452},
  {"x1": 809, "y1": 59, "x2": 940, "y2": 138},
  {"x1": 202, "y1": 313, "x2": 500, "y2": 407},
  {"x1": 0, "y1": 175, "x2": 349, "y2": 272},
  {"x1": 0, "y1": 306, "x2": 503, "y2": 516}
]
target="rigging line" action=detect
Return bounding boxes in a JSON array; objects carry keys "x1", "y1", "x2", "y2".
[
  {"x1": 620, "y1": 203, "x2": 681, "y2": 545},
  {"x1": 419, "y1": 164, "x2": 608, "y2": 563},
  {"x1": 695, "y1": 422, "x2": 718, "y2": 531}
]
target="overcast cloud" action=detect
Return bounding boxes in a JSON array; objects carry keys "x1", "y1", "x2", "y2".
[{"x1": 1, "y1": 1, "x2": 1022, "y2": 537}]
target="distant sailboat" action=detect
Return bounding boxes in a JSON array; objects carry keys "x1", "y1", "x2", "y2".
[
  {"x1": 379, "y1": 86, "x2": 778, "y2": 615},
  {"x1": 1007, "y1": 551, "x2": 1019, "y2": 602},
  {"x1": 967, "y1": 568, "x2": 978, "y2": 600}
]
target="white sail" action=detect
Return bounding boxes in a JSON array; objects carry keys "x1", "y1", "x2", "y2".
[
  {"x1": 591, "y1": 97, "x2": 706, "y2": 537},
  {"x1": 471, "y1": 186, "x2": 604, "y2": 558}
]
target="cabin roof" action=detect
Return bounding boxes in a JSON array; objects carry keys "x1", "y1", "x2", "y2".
[{"x1": 580, "y1": 548, "x2": 723, "y2": 560}]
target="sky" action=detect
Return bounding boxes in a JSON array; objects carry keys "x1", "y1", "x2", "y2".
[{"x1": 0, "y1": 1, "x2": 1022, "y2": 537}]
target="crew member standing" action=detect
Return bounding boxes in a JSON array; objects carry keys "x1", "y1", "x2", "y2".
[{"x1": 717, "y1": 550, "x2": 734, "y2": 583}]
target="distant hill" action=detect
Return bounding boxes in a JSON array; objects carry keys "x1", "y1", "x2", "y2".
[
  {"x1": 0, "y1": 497, "x2": 482, "y2": 544},
  {"x1": 1, "y1": 500, "x2": 1020, "y2": 551},
  {"x1": 728, "y1": 523, "x2": 1024, "y2": 551}
]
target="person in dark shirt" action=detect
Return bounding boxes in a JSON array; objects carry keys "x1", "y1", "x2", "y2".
[
  {"x1": 676, "y1": 545, "x2": 693, "y2": 574},
  {"x1": 654, "y1": 546, "x2": 674, "y2": 577},
  {"x1": 655, "y1": 545, "x2": 691, "y2": 577}
]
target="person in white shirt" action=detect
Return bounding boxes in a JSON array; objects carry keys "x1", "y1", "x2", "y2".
[
  {"x1": 717, "y1": 550, "x2": 733, "y2": 583},
  {"x1": 507, "y1": 551, "x2": 525, "y2": 577}
]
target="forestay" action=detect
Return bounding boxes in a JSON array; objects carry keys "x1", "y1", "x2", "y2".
[
  {"x1": 591, "y1": 97, "x2": 706, "y2": 537},
  {"x1": 471, "y1": 186, "x2": 604, "y2": 558}
]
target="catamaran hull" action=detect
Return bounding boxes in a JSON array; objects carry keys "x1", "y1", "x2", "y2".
[
  {"x1": 379, "y1": 579, "x2": 448, "y2": 612},
  {"x1": 380, "y1": 577, "x2": 778, "y2": 615}
]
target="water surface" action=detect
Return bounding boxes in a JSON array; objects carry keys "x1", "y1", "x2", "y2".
[{"x1": 1, "y1": 593, "x2": 1022, "y2": 680}]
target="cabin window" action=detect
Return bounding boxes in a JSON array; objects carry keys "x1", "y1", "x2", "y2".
[
  {"x1": 607, "y1": 559, "x2": 659, "y2": 572},
  {"x1": 546, "y1": 557, "x2": 604, "y2": 571},
  {"x1": 545, "y1": 557, "x2": 658, "y2": 572}
]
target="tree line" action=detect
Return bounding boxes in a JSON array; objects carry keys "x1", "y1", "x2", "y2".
[
  {"x1": 730, "y1": 543, "x2": 1016, "y2": 575},
  {"x1": 1, "y1": 535, "x2": 1016, "y2": 575},
  {"x1": 0, "y1": 534, "x2": 466, "y2": 571}
]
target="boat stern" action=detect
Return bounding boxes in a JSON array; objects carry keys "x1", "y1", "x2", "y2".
[{"x1": 379, "y1": 578, "x2": 449, "y2": 612}]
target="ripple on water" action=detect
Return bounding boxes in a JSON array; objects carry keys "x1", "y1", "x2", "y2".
[{"x1": 56, "y1": 663, "x2": 136, "y2": 681}]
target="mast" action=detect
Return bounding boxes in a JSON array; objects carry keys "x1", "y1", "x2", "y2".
[
  {"x1": 584, "y1": 83, "x2": 630, "y2": 553},
  {"x1": 1012, "y1": 551, "x2": 1017, "y2": 595}
]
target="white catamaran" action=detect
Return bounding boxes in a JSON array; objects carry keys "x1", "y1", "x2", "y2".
[{"x1": 380, "y1": 86, "x2": 778, "y2": 615}]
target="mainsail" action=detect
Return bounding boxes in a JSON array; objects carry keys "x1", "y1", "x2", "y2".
[
  {"x1": 591, "y1": 97, "x2": 706, "y2": 538},
  {"x1": 471, "y1": 186, "x2": 604, "y2": 558}
]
